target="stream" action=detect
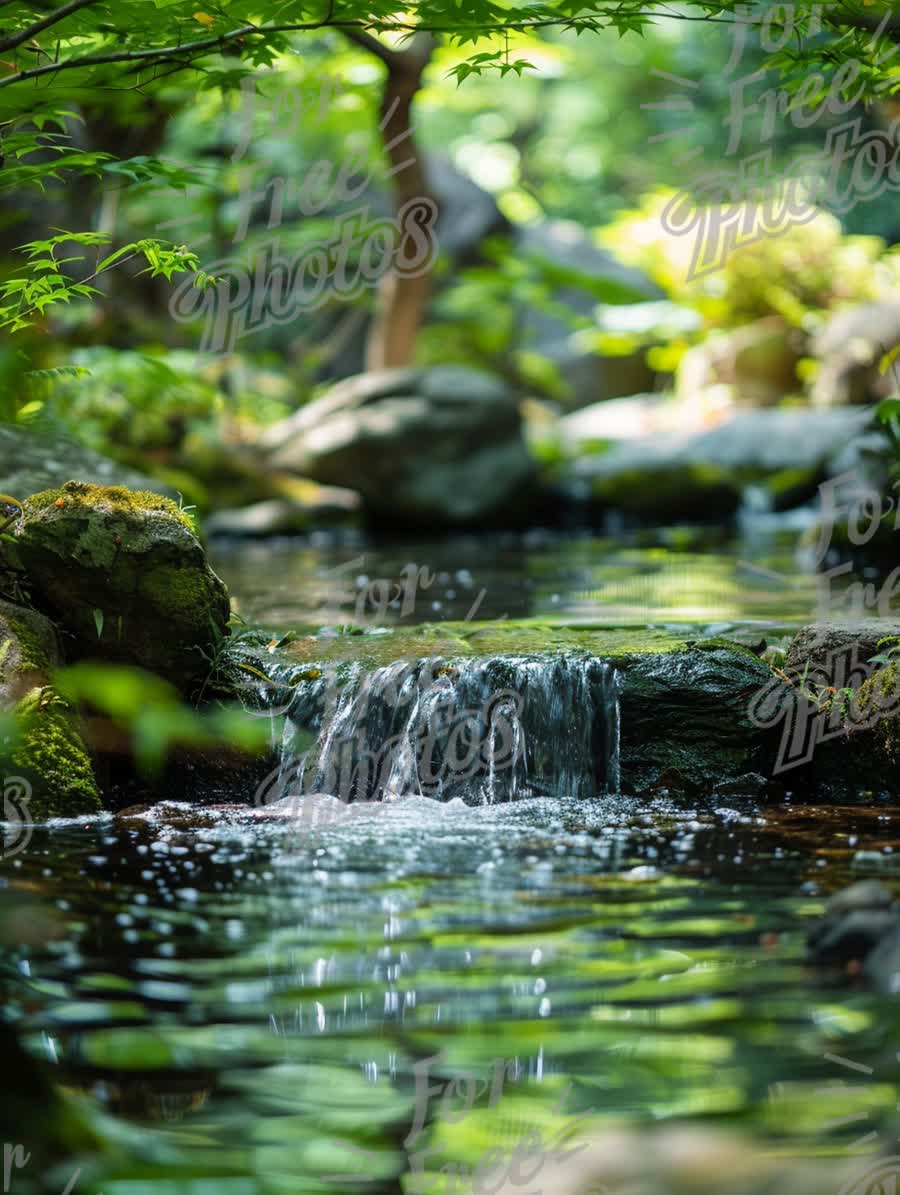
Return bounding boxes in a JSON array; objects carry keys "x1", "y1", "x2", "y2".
[{"x1": 3, "y1": 525, "x2": 900, "y2": 1193}]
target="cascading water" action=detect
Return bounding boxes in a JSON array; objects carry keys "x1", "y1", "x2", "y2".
[{"x1": 255, "y1": 652, "x2": 622, "y2": 807}]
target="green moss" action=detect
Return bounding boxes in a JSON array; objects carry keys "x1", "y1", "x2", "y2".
[
  {"x1": 852, "y1": 661, "x2": 900, "y2": 759},
  {"x1": 139, "y1": 561, "x2": 221, "y2": 623},
  {"x1": 282, "y1": 619, "x2": 729, "y2": 671},
  {"x1": 24, "y1": 480, "x2": 192, "y2": 529},
  {"x1": 21, "y1": 481, "x2": 196, "y2": 574},
  {"x1": 8, "y1": 686, "x2": 100, "y2": 819},
  {"x1": 0, "y1": 604, "x2": 54, "y2": 673}
]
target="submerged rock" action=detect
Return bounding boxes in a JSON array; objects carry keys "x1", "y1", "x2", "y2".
[
  {"x1": 808, "y1": 880, "x2": 900, "y2": 994},
  {"x1": 0, "y1": 599, "x2": 99, "y2": 817},
  {"x1": 808, "y1": 880, "x2": 899, "y2": 966},
  {"x1": 13, "y1": 482, "x2": 230, "y2": 693},
  {"x1": 257, "y1": 367, "x2": 536, "y2": 526},
  {"x1": 491, "y1": 1124, "x2": 858, "y2": 1195}
]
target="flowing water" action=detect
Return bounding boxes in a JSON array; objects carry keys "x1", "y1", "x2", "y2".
[
  {"x1": 3, "y1": 528, "x2": 900, "y2": 1194},
  {"x1": 265, "y1": 654, "x2": 620, "y2": 807}
]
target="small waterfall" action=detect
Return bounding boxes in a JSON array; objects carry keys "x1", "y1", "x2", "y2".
[
  {"x1": 257, "y1": 653, "x2": 622, "y2": 807},
  {"x1": 599, "y1": 663, "x2": 622, "y2": 796}
]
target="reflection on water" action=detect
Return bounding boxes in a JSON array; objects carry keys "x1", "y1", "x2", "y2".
[
  {"x1": 4, "y1": 529, "x2": 900, "y2": 1192},
  {"x1": 211, "y1": 530, "x2": 828, "y2": 632},
  {"x1": 5, "y1": 796, "x2": 900, "y2": 1192}
]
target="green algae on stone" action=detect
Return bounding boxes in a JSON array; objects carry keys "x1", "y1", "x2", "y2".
[
  {"x1": 283, "y1": 621, "x2": 693, "y2": 671},
  {"x1": 7, "y1": 686, "x2": 100, "y2": 818},
  {"x1": 15, "y1": 481, "x2": 230, "y2": 693}
]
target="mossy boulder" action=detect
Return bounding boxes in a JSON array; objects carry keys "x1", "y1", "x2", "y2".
[
  {"x1": 14, "y1": 482, "x2": 230, "y2": 693},
  {"x1": 0, "y1": 598, "x2": 100, "y2": 817},
  {"x1": 8, "y1": 686, "x2": 101, "y2": 819},
  {"x1": 774, "y1": 656, "x2": 900, "y2": 799}
]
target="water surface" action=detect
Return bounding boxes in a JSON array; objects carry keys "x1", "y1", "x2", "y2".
[{"x1": 4, "y1": 529, "x2": 900, "y2": 1193}]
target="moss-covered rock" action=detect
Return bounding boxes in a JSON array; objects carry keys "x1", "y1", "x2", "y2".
[
  {"x1": 0, "y1": 598, "x2": 100, "y2": 817},
  {"x1": 851, "y1": 660, "x2": 900, "y2": 758},
  {"x1": 786, "y1": 621, "x2": 900, "y2": 676},
  {"x1": 14, "y1": 482, "x2": 230, "y2": 693},
  {"x1": 0, "y1": 598, "x2": 60, "y2": 702},
  {"x1": 8, "y1": 686, "x2": 101, "y2": 819}
]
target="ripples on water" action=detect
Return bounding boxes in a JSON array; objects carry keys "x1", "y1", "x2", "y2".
[
  {"x1": 3, "y1": 531, "x2": 900, "y2": 1192},
  {"x1": 6, "y1": 796, "x2": 900, "y2": 1192}
]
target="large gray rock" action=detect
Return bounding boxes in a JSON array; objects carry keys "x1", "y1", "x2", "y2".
[
  {"x1": 811, "y1": 300, "x2": 900, "y2": 406},
  {"x1": 677, "y1": 407, "x2": 875, "y2": 474},
  {"x1": 206, "y1": 489, "x2": 361, "y2": 538},
  {"x1": 786, "y1": 621, "x2": 900, "y2": 676},
  {"x1": 0, "y1": 423, "x2": 175, "y2": 501},
  {"x1": 575, "y1": 406, "x2": 881, "y2": 521},
  {"x1": 555, "y1": 393, "x2": 676, "y2": 453},
  {"x1": 258, "y1": 367, "x2": 535, "y2": 526}
]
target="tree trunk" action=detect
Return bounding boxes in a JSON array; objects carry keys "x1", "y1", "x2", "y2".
[{"x1": 350, "y1": 33, "x2": 436, "y2": 371}]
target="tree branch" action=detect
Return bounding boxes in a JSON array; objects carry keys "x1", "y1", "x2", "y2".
[
  {"x1": 0, "y1": 6, "x2": 741, "y2": 91},
  {"x1": 0, "y1": 4, "x2": 896, "y2": 93},
  {"x1": 0, "y1": 0, "x2": 98, "y2": 55},
  {"x1": 342, "y1": 28, "x2": 405, "y2": 71}
]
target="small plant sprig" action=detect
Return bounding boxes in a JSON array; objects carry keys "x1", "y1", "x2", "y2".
[
  {"x1": 769, "y1": 656, "x2": 859, "y2": 716},
  {"x1": 0, "y1": 231, "x2": 203, "y2": 333},
  {"x1": 769, "y1": 639, "x2": 900, "y2": 719},
  {"x1": 869, "y1": 636, "x2": 900, "y2": 669}
]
